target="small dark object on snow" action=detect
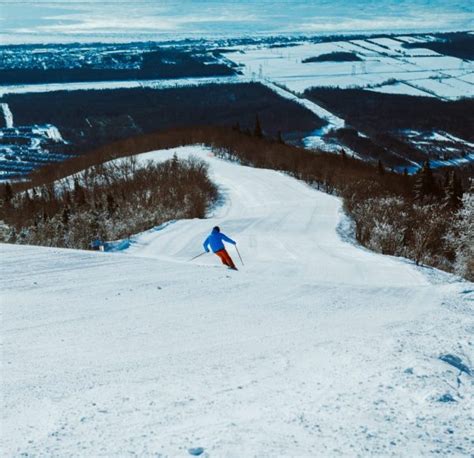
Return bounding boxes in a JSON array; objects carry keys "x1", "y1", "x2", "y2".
[
  {"x1": 439, "y1": 354, "x2": 471, "y2": 375},
  {"x1": 438, "y1": 393, "x2": 456, "y2": 403},
  {"x1": 188, "y1": 447, "x2": 204, "y2": 456},
  {"x1": 90, "y1": 238, "x2": 104, "y2": 251}
]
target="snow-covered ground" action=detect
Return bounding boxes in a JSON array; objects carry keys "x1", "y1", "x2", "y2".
[
  {"x1": 223, "y1": 37, "x2": 474, "y2": 158},
  {"x1": 2, "y1": 146, "x2": 473, "y2": 456},
  {"x1": 2, "y1": 35, "x2": 472, "y2": 163},
  {"x1": 225, "y1": 37, "x2": 474, "y2": 99},
  {"x1": 0, "y1": 76, "x2": 245, "y2": 98},
  {"x1": 0, "y1": 103, "x2": 14, "y2": 128}
]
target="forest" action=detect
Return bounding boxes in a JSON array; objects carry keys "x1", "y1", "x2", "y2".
[
  {"x1": 401, "y1": 32, "x2": 474, "y2": 60},
  {"x1": 305, "y1": 87, "x2": 474, "y2": 166},
  {"x1": 305, "y1": 88, "x2": 474, "y2": 141},
  {"x1": 1, "y1": 155, "x2": 217, "y2": 250},
  {"x1": 3, "y1": 83, "x2": 325, "y2": 151},
  {"x1": 302, "y1": 52, "x2": 362, "y2": 63}
]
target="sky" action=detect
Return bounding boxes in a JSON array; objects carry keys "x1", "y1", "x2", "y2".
[{"x1": 0, "y1": 0, "x2": 473, "y2": 44}]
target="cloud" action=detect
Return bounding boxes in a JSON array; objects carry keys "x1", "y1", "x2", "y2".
[
  {"x1": 294, "y1": 13, "x2": 471, "y2": 33},
  {"x1": 5, "y1": 1, "x2": 473, "y2": 40},
  {"x1": 26, "y1": 8, "x2": 259, "y2": 34}
]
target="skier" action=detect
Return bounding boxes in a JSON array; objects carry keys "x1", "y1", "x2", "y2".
[{"x1": 203, "y1": 226, "x2": 238, "y2": 270}]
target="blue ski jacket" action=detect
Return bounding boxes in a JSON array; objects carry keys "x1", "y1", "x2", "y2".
[{"x1": 203, "y1": 228, "x2": 236, "y2": 253}]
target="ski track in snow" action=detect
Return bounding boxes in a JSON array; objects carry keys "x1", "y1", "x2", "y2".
[{"x1": 1, "y1": 146, "x2": 473, "y2": 456}]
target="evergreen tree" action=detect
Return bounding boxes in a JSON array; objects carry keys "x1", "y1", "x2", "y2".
[
  {"x1": 171, "y1": 153, "x2": 179, "y2": 168},
  {"x1": 106, "y1": 193, "x2": 116, "y2": 216},
  {"x1": 73, "y1": 177, "x2": 86, "y2": 206},
  {"x1": 40, "y1": 185, "x2": 49, "y2": 201},
  {"x1": 90, "y1": 209, "x2": 101, "y2": 239},
  {"x1": 414, "y1": 161, "x2": 436, "y2": 201},
  {"x1": 340, "y1": 149, "x2": 347, "y2": 163},
  {"x1": 446, "y1": 183, "x2": 474, "y2": 280},
  {"x1": 254, "y1": 114, "x2": 263, "y2": 138},
  {"x1": 377, "y1": 160, "x2": 385, "y2": 176},
  {"x1": 3, "y1": 182, "x2": 13, "y2": 205},
  {"x1": 23, "y1": 190, "x2": 31, "y2": 206},
  {"x1": 277, "y1": 130, "x2": 285, "y2": 144},
  {"x1": 46, "y1": 183, "x2": 56, "y2": 202},
  {"x1": 169, "y1": 153, "x2": 179, "y2": 178},
  {"x1": 443, "y1": 171, "x2": 450, "y2": 189},
  {"x1": 7, "y1": 226, "x2": 17, "y2": 243},
  {"x1": 63, "y1": 190, "x2": 72, "y2": 206},
  {"x1": 62, "y1": 206, "x2": 70, "y2": 227},
  {"x1": 443, "y1": 171, "x2": 463, "y2": 209},
  {"x1": 22, "y1": 190, "x2": 35, "y2": 217}
]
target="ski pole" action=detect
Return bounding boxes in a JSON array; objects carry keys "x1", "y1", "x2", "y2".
[
  {"x1": 235, "y1": 246, "x2": 244, "y2": 266},
  {"x1": 189, "y1": 251, "x2": 207, "y2": 262}
]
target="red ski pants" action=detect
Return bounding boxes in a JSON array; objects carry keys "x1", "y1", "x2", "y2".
[{"x1": 215, "y1": 249, "x2": 236, "y2": 269}]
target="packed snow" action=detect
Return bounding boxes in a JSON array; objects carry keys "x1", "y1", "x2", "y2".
[{"x1": 2, "y1": 146, "x2": 472, "y2": 456}]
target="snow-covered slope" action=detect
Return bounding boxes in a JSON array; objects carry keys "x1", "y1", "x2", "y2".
[{"x1": 2, "y1": 146, "x2": 472, "y2": 456}]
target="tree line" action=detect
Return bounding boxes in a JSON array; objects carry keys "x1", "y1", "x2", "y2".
[{"x1": 1, "y1": 155, "x2": 217, "y2": 250}]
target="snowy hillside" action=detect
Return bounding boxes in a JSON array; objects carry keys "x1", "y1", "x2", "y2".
[{"x1": 2, "y1": 146, "x2": 473, "y2": 456}]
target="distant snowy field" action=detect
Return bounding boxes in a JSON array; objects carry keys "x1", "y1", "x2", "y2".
[
  {"x1": 2, "y1": 146, "x2": 473, "y2": 456},
  {"x1": 225, "y1": 36, "x2": 474, "y2": 99}
]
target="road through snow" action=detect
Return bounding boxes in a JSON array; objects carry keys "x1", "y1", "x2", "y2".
[{"x1": 2, "y1": 146, "x2": 473, "y2": 456}]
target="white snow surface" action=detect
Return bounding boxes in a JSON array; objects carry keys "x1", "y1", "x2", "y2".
[
  {"x1": 31, "y1": 124, "x2": 65, "y2": 143},
  {"x1": 2, "y1": 146, "x2": 473, "y2": 456},
  {"x1": 0, "y1": 76, "x2": 245, "y2": 98},
  {"x1": 225, "y1": 39, "x2": 474, "y2": 99},
  {"x1": 260, "y1": 80, "x2": 345, "y2": 131},
  {"x1": 0, "y1": 103, "x2": 14, "y2": 128}
]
